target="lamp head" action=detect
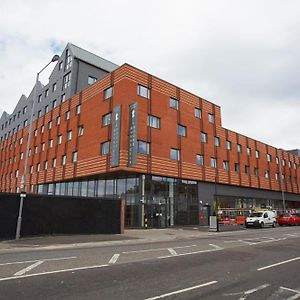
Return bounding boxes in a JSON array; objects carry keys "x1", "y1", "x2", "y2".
[{"x1": 51, "y1": 55, "x2": 60, "y2": 62}]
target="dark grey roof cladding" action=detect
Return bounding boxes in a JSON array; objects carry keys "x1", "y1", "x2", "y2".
[{"x1": 68, "y1": 43, "x2": 119, "y2": 72}]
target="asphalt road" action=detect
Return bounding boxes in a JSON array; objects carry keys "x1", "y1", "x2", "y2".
[{"x1": 0, "y1": 226, "x2": 300, "y2": 299}]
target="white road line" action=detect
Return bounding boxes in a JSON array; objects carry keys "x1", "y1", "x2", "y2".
[
  {"x1": 0, "y1": 256, "x2": 77, "y2": 266},
  {"x1": 144, "y1": 280, "x2": 218, "y2": 300},
  {"x1": 0, "y1": 264, "x2": 108, "y2": 282},
  {"x1": 14, "y1": 260, "x2": 44, "y2": 276},
  {"x1": 122, "y1": 245, "x2": 196, "y2": 254},
  {"x1": 167, "y1": 248, "x2": 177, "y2": 256},
  {"x1": 244, "y1": 283, "x2": 270, "y2": 295},
  {"x1": 108, "y1": 254, "x2": 120, "y2": 264},
  {"x1": 280, "y1": 286, "x2": 300, "y2": 293},
  {"x1": 257, "y1": 256, "x2": 300, "y2": 271},
  {"x1": 209, "y1": 244, "x2": 223, "y2": 250},
  {"x1": 158, "y1": 245, "x2": 223, "y2": 259}
]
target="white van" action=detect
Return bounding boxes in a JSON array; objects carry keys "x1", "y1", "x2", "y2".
[{"x1": 245, "y1": 210, "x2": 277, "y2": 228}]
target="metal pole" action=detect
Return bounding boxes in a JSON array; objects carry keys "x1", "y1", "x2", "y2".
[{"x1": 15, "y1": 56, "x2": 59, "y2": 240}]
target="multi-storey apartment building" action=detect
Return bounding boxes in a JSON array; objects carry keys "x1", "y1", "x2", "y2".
[{"x1": 0, "y1": 43, "x2": 299, "y2": 228}]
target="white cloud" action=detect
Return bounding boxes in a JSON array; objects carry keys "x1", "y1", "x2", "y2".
[{"x1": 0, "y1": 0, "x2": 299, "y2": 149}]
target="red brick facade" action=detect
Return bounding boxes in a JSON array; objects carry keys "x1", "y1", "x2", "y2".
[{"x1": 1, "y1": 64, "x2": 299, "y2": 195}]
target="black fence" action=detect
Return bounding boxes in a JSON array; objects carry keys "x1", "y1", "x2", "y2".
[{"x1": 0, "y1": 193, "x2": 124, "y2": 240}]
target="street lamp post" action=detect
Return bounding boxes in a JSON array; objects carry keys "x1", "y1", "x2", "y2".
[
  {"x1": 15, "y1": 54, "x2": 59, "y2": 240},
  {"x1": 278, "y1": 155, "x2": 286, "y2": 212}
]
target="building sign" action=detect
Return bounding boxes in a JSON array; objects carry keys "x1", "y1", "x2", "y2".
[
  {"x1": 111, "y1": 105, "x2": 122, "y2": 167},
  {"x1": 128, "y1": 102, "x2": 138, "y2": 166}
]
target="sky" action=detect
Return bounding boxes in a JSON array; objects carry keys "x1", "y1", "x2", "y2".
[{"x1": 0, "y1": 0, "x2": 299, "y2": 150}]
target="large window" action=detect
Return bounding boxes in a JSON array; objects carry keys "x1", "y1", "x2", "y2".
[
  {"x1": 170, "y1": 97, "x2": 179, "y2": 110},
  {"x1": 88, "y1": 76, "x2": 97, "y2": 85},
  {"x1": 208, "y1": 113, "x2": 215, "y2": 123},
  {"x1": 63, "y1": 72, "x2": 71, "y2": 89},
  {"x1": 137, "y1": 84, "x2": 150, "y2": 99},
  {"x1": 170, "y1": 148, "x2": 180, "y2": 160},
  {"x1": 102, "y1": 113, "x2": 112, "y2": 126},
  {"x1": 214, "y1": 136, "x2": 220, "y2": 147},
  {"x1": 104, "y1": 86, "x2": 113, "y2": 99},
  {"x1": 210, "y1": 157, "x2": 217, "y2": 168},
  {"x1": 148, "y1": 115, "x2": 160, "y2": 129},
  {"x1": 194, "y1": 108, "x2": 201, "y2": 118},
  {"x1": 196, "y1": 154, "x2": 204, "y2": 166},
  {"x1": 201, "y1": 132, "x2": 207, "y2": 143},
  {"x1": 178, "y1": 125, "x2": 186, "y2": 137},
  {"x1": 137, "y1": 140, "x2": 150, "y2": 155},
  {"x1": 101, "y1": 141, "x2": 110, "y2": 155}
]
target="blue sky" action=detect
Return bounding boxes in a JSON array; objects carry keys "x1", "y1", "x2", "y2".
[{"x1": 0, "y1": 0, "x2": 299, "y2": 150}]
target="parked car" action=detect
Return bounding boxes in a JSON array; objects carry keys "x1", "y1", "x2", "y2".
[
  {"x1": 277, "y1": 213, "x2": 300, "y2": 226},
  {"x1": 245, "y1": 210, "x2": 276, "y2": 228}
]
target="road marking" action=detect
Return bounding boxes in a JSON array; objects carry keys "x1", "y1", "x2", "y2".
[
  {"x1": 280, "y1": 287, "x2": 300, "y2": 293},
  {"x1": 0, "y1": 256, "x2": 77, "y2": 266},
  {"x1": 158, "y1": 244, "x2": 223, "y2": 259},
  {"x1": 122, "y1": 245, "x2": 196, "y2": 254},
  {"x1": 108, "y1": 254, "x2": 120, "y2": 264},
  {"x1": 167, "y1": 248, "x2": 177, "y2": 256},
  {"x1": 14, "y1": 260, "x2": 44, "y2": 276},
  {"x1": 257, "y1": 256, "x2": 300, "y2": 271},
  {"x1": 224, "y1": 283, "x2": 270, "y2": 299},
  {"x1": 144, "y1": 280, "x2": 218, "y2": 299},
  {"x1": 0, "y1": 264, "x2": 108, "y2": 282}
]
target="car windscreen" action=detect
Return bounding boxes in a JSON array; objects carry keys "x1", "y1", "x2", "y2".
[{"x1": 249, "y1": 212, "x2": 263, "y2": 217}]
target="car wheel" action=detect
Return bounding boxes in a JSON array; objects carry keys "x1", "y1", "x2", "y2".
[
  {"x1": 260, "y1": 222, "x2": 264, "y2": 228},
  {"x1": 279, "y1": 224, "x2": 283, "y2": 226},
  {"x1": 272, "y1": 222, "x2": 276, "y2": 228}
]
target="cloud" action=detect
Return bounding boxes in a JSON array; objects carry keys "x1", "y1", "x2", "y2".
[{"x1": 0, "y1": 0, "x2": 299, "y2": 150}]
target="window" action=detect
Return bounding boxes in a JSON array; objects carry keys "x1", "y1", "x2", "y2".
[
  {"x1": 201, "y1": 132, "x2": 207, "y2": 143},
  {"x1": 38, "y1": 95, "x2": 42, "y2": 103},
  {"x1": 45, "y1": 105, "x2": 49, "y2": 114},
  {"x1": 41, "y1": 125, "x2": 44, "y2": 133},
  {"x1": 196, "y1": 154, "x2": 204, "y2": 166},
  {"x1": 246, "y1": 147, "x2": 251, "y2": 156},
  {"x1": 254, "y1": 168, "x2": 259, "y2": 176},
  {"x1": 275, "y1": 173, "x2": 279, "y2": 181},
  {"x1": 237, "y1": 144, "x2": 242, "y2": 153},
  {"x1": 276, "y1": 156, "x2": 279, "y2": 164},
  {"x1": 76, "y1": 104, "x2": 81, "y2": 115},
  {"x1": 61, "y1": 94, "x2": 66, "y2": 103},
  {"x1": 282, "y1": 159, "x2": 286, "y2": 166},
  {"x1": 266, "y1": 154, "x2": 272, "y2": 162},
  {"x1": 56, "y1": 116, "x2": 61, "y2": 125},
  {"x1": 78, "y1": 125, "x2": 84, "y2": 136},
  {"x1": 45, "y1": 89, "x2": 49, "y2": 97},
  {"x1": 223, "y1": 160, "x2": 229, "y2": 171},
  {"x1": 170, "y1": 97, "x2": 179, "y2": 110},
  {"x1": 49, "y1": 139, "x2": 53, "y2": 148},
  {"x1": 20, "y1": 152, "x2": 24, "y2": 160},
  {"x1": 226, "y1": 140, "x2": 232, "y2": 150},
  {"x1": 101, "y1": 141, "x2": 110, "y2": 155},
  {"x1": 41, "y1": 143, "x2": 45, "y2": 152},
  {"x1": 67, "y1": 130, "x2": 72, "y2": 141},
  {"x1": 37, "y1": 163, "x2": 40, "y2": 172},
  {"x1": 34, "y1": 146, "x2": 38, "y2": 154},
  {"x1": 23, "y1": 119, "x2": 28, "y2": 127},
  {"x1": 23, "y1": 106, "x2": 27, "y2": 114},
  {"x1": 264, "y1": 170, "x2": 269, "y2": 178},
  {"x1": 88, "y1": 76, "x2": 97, "y2": 85},
  {"x1": 288, "y1": 161, "x2": 292, "y2": 168},
  {"x1": 214, "y1": 136, "x2": 220, "y2": 147},
  {"x1": 137, "y1": 84, "x2": 150, "y2": 99},
  {"x1": 245, "y1": 165, "x2": 250, "y2": 175},
  {"x1": 256, "y1": 150, "x2": 260, "y2": 159},
  {"x1": 102, "y1": 113, "x2": 112, "y2": 126},
  {"x1": 208, "y1": 113, "x2": 215, "y2": 123},
  {"x1": 72, "y1": 151, "x2": 78, "y2": 163},
  {"x1": 44, "y1": 161, "x2": 48, "y2": 170},
  {"x1": 37, "y1": 110, "x2": 42, "y2": 118},
  {"x1": 194, "y1": 108, "x2": 202, "y2": 118},
  {"x1": 178, "y1": 125, "x2": 186, "y2": 137},
  {"x1": 52, "y1": 158, "x2": 57, "y2": 168},
  {"x1": 63, "y1": 72, "x2": 71, "y2": 89},
  {"x1": 30, "y1": 165, "x2": 33, "y2": 174},
  {"x1": 62, "y1": 155, "x2": 67, "y2": 166},
  {"x1": 59, "y1": 61, "x2": 63, "y2": 70},
  {"x1": 104, "y1": 86, "x2": 113, "y2": 99},
  {"x1": 52, "y1": 83, "x2": 57, "y2": 92},
  {"x1": 15, "y1": 170, "x2": 19, "y2": 178},
  {"x1": 65, "y1": 49, "x2": 72, "y2": 69},
  {"x1": 235, "y1": 163, "x2": 240, "y2": 172},
  {"x1": 170, "y1": 148, "x2": 180, "y2": 160},
  {"x1": 148, "y1": 115, "x2": 160, "y2": 129},
  {"x1": 137, "y1": 140, "x2": 150, "y2": 155},
  {"x1": 66, "y1": 110, "x2": 70, "y2": 120},
  {"x1": 19, "y1": 137, "x2": 23, "y2": 145},
  {"x1": 52, "y1": 99, "x2": 57, "y2": 108},
  {"x1": 210, "y1": 157, "x2": 217, "y2": 168},
  {"x1": 58, "y1": 135, "x2": 62, "y2": 145},
  {"x1": 48, "y1": 121, "x2": 52, "y2": 129}
]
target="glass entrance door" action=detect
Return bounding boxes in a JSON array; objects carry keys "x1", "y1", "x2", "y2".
[{"x1": 145, "y1": 197, "x2": 169, "y2": 228}]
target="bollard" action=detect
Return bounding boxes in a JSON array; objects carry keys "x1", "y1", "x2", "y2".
[{"x1": 144, "y1": 216, "x2": 148, "y2": 229}]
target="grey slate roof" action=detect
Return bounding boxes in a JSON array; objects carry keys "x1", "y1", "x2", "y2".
[{"x1": 68, "y1": 43, "x2": 119, "y2": 72}]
